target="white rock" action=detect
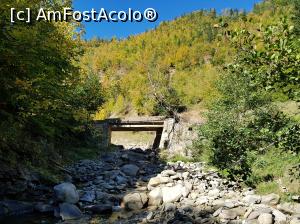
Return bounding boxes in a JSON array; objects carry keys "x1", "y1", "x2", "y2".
[
  {"x1": 181, "y1": 186, "x2": 191, "y2": 198},
  {"x1": 123, "y1": 192, "x2": 148, "y2": 210},
  {"x1": 257, "y1": 213, "x2": 273, "y2": 224},
  {"x1": 148, "y1": 176, "x2": 161, "y2": 189},
  {"x1": 197, "y1": 196, "x2": 209, "y2": 205},
  {"x1": 148, "y1": 187, "x2": 162, "y2": 206},
  {"x1": 272, "y1": 209, "x2": 287, "y2": 224},
  {"x1": 277, "y1": 202, "x2": 300, "y2": 214},
  {"x1": 182, "y1": 172, "x2": 190, "y2": 180},
  {"x1": 208, "y1": 189, "x2": 220, "y2": 198},
  {"x1": 162, "y1": 184, "x2": 183, "y2": 203},
  {"x1": 219, "y1": 209, "x2": 237, "y2": 220},
  {"x1": 290, "y1": 217, "x2": 300, "y2": 224},
  {"x1": 190, "y1": 192, "x2": 198, "y2": 200},
  {"x1": 159, "y1": 176, "x2": 171, "y2": 184},
  {"x1": 213, "y1": 207, "x2": 223, "y2": 217},
  {"x1": 243, "y1": 195, "x2": 261, "y2": 204},
  {"x1": 161, "y1": 170, "x2": 176, "y2": 177}
]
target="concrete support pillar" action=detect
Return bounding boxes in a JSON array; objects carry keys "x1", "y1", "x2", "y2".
[{"x1": 159, "y1": 118, "x2": 175, "y2": 149}]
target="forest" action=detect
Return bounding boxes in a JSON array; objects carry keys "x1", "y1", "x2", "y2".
[{"x1": 0, "y1": 0, "x2": 299, "y2": 200}]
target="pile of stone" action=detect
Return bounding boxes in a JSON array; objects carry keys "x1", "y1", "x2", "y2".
[
  {"x1": 119, "y1": 161, "x2": 300, "y2": 224},
  {"x1": 1, "y1": 148, "x2": 300, "y2": 224}
]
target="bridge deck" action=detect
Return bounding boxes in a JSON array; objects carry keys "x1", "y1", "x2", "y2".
[{"x1": 95, "y1": 116, "x2": 166, "y2": 126}]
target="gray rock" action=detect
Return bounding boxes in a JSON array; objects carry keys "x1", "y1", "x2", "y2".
[
  {"x1": 0, "y1": 200, "x2": 34, "y2": 216},
  {"x1": 253, "y1": 205, "x2": 272, "y2": 214},
  {"x1": 164, "y1": 203, "x2": 176, "y2": 212},
  {"x1": 257, "y1": 213, "x2": 273, "y2": 224},
  {"x1": 213, "y1": 207, "x2": 223, "y2": 217},
  {"x1": 247, "y1": 211, "x2": 260, "y2": 220},
  {"x1": 54, "y1": 182, "x2": 79, "y2": 204},
  {"x1": 148, "y1": 187, "x2": 162, "y2": 206},
  {"x1": 290, "y1": 216, "x2": 300, "y2": 224},
  {"x1": 244, "y1": 208, "x2": 253, "y2": 219},
  {"x1": 116, "y1": 175, "x2": 128, "y2": 185},
  {"x1": 245, "y1": 220, "x2": 259, "y2": 224},
  {"x1": 59, "y1": 203, "x2": 82, "y2": 220},
  {"x1": 277, "y1": 202, "x2": 300, "y2": 214},
  {"x1": 224, "y1": 199, "x2": 238, "y2": 209},
  {"x1": 148, "y1": 176, "x2": 162, "y2": 189},
  {"x1": 212, "y1": 199, "x2": 226, "y2": 208},
  {"x1": 162, "y1": 184, "x2": 183, "y2": 203},
  {"x1": 123, "y1": 192, "x2": 148, "y2": 210},
  {"x1": 87, "y1": 204, "x2": 112, "y2": 214},
  {"x1": 219, "y1": 209, "x2": 237, "y2": 220},
  {"x1": 272, "y1": 209, "x2": 287, "y2": 224},
  {"x1": 197, "y1": 196, "x2": 210, "y2": 205},
  {"x1": 182, "y1": 186, "x2": 191, "y2": 198},
  {"x1": 146, "y1": 211, "x2": 154, "y2": 221},
  {"x1": 182, "y1": 172, "x2": 190, "y2": 180},
  {"x1": 34, "y1": 202, "x2": 54, "y2": 213},
  {"x1": 161, "y1": 170, "x2": 176, "y2": 177},
  {"x1": 208, "y1": 189, "x2": 220, "y2": 198},
  {"x1": 80, "y1": 191, "x2": 95, "y2": 203},
  {"x1": 261, "y1": 193, "x2": 280, "y2": 205},
  {"x1": 243, "y1": 195, "x2": 261, "y2": 204},
  {"x1": 231, "y1": 206, "x2": 247, "y2": 216},
  {"x1": 121, "y1": 164, "x2": 139, "y2": 176}
]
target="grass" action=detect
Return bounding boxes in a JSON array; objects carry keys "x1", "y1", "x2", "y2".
[
  {"x1": 159, "y1": 149, "x2": 194, "y2": 163},
  {"x1": 192, "y1": 143, "x2": 299, "y2": 202},
  {"x1": 249, "y1": 148, "x2": 300, "y2": 201}
]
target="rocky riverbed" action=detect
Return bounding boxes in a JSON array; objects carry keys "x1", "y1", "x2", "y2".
[{"x1": 0, "y1": 148, "x2": 300, "y2": 224}]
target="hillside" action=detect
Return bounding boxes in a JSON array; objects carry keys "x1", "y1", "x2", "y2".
[{"x1": 80, "y1": 0, "x2": 294, "y2": 119}]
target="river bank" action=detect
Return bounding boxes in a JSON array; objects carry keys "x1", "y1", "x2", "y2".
[{"x1": 1, "y1": 148, "x2": 300, "y2": 224}]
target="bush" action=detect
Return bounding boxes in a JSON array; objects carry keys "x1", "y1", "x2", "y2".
[{"x1": 195, "y1": 18, "x2": 300, "y2": 182}]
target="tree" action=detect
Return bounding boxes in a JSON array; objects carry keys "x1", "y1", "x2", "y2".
[{"x1": 0, "y1": 0, "x2": 104, "y2": 165}]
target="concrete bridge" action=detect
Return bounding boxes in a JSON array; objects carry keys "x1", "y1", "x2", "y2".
[{"x1": 95, "y1": 116, "x2": 175, "y2": 149}]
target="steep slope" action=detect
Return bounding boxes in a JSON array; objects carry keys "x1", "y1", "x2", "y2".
[{"x1": 80, "y1": 0, "x2": 294, "y2": 118}]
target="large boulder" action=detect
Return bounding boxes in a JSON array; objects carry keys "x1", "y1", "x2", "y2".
[
  {"x1": 277, "y1": 202, "x2": 300, "y2": 214},
  {"x1": 243, "y1": 195, "x2": 261, "y2": 204},
  {"x1": 59, "y1": 203, "x2": 82, "y2": 220},
  {"x1": 272, "y1": 209, "x2": 287, "y2": 224},
  {"x1": 54, "y1": 182, "x2": 79, "y2": 204},
  {"x1": 261, "y1": 193, "x2": 280, "y2": 205},
  {"x1": 121, "y1": 164, "x2": 139, "y2": 176},
  {"x1": 162, "y1": 184, "x2": 183, "y2": 203},
  {"x1": 123, "y1": 192, "x2": 148, "y2": 210},
  {"x1": 257, "y1": 213, "x2": 273, "y2": 224},
  {"x1": 148, "y1": 187, "x2": 163, "y2": 206}
]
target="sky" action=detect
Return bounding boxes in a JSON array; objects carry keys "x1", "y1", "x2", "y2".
[{"x1": 73, "y1": 0, "x2": 262, "y2": 40}]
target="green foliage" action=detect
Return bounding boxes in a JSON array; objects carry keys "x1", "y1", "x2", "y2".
[
  {"x1": 196, "y1": 12, "x2": 300, "y2": 181},
  {"x1": 248, "y1": 147, "x2": 300, "y2": 199},
  {"x1": 82, "y1": 7, "x2": 283, "y2": 117},
  {"x1": 229, "y1": 19, "x2": 300, "y2": 100},
  {"x1": 0, "y1": 1, "x2": 104, "y2": 167},
  {"x1": 277, "y1": 123, "x2": 300, "y2": 153}
]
